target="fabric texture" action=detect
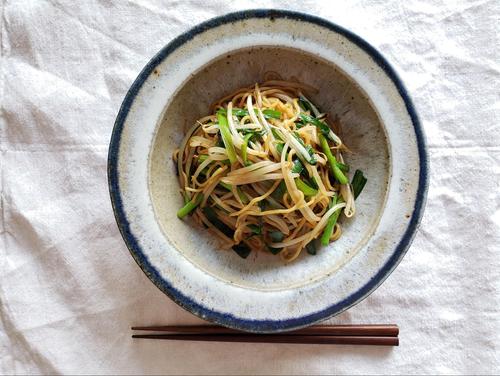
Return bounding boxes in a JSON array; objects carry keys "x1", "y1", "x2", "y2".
[{"x1": 1, "y1": 0, "x2": 499, "y2": 374}]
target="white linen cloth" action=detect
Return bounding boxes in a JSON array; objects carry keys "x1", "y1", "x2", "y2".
[{"x1": 1, "y1": 0, "x2": 499, "y2": 374}]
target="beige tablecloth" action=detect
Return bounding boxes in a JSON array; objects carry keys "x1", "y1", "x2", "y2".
[{"x1": 2, "y1": 0, "x2": 499, "y2": 374}]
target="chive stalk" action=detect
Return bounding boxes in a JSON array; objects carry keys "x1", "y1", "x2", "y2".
[
  {"x1": 319, "y1": 134, "x2": 348, "y2": 184},
  {"x1": 220, "y1": 108, "x2": 281, "y2": 119},
  {"x1": 177, "y1": 194, "x2": 203, "y2": 219},
  {"x1": 295, "y1": 178, "x2": 318, "y2": 197},
  {"x1": 241, "y1": 133, "x2": 253, "y2": 166},
  {"x1": 320, "y1": 195, "x2": 342, "y2": 245},
  {"x1": 336, "y1": 162, "x2": 350, "y2": 172},
  {"x1": 216, "y1": 112, "x2": 237, "y2": 164}
]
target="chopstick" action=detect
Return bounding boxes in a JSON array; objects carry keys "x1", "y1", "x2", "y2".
[
  {"x1": 131, "y1": 324, "x2": 399, "y2": 337},
  {"x1": 132, "y1": 334, "x2": 398, "y2": 346},
  {"x1": 131, "y1": 325, "x2": 399, "y2": 346}
]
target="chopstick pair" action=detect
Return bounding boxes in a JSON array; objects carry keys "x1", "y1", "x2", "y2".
[{"x1": 132, "y1": 324, "x2": 399, "y2": 346}]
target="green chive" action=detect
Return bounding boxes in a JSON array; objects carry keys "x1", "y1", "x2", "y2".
[
  {"x1": 267, "y1": 246, "x2": 282, "y2": 255},
  {"x1": 276, "y1": 142, "x2": 284, "y2": 156},
  {"x1": 219, "y1": 182, "x2": 232, "y2": 191},
  {"x1": 336, "y1": 162, "x2": 350, "y2": 172},
  {"x1": 237, "y1": 188, "x2": 249, "y2": 204},
  {"x1": 216, "y1": 111, "x2": 237, "y2": 164},
  {"x1": 319, "y1": 134, "x2": 348, "y2": 184},
  {"x1": 291, "y1": 159, "x2": 304, "y2": 174},
  {"x1": 295, "y1": 178, "x2": 318, "y2": 197},
  {"x1": 351, "y1": 169, "x2": 367, "y2": 199},
  {"x1": 271, "y1": 181, "x2": 287, "y2": 201},
  {"x1": 292, "y1": 132, "x2": 317, "y2": 165},
  {"x1": 262, "y1": 109, "x2": 281, "y2": 119},
  {"x1": 298, "y1": 95, "x2": 321, "y2": 116},
  {"x1": 202, "y1": 207, "x2": 233, "y2": 238},
  {"x1": 269, "y1": 231, "x2": 285, "y2": 243},
  {"x1": 320, "y1": 195, "x2": 342, "y2": 245},
  {"x1": 306, "y1": 239, "x2": 317, "y2": 255},
  {"x1": 241, "y1": 133, "x2": 253, "y2": 166},
  {"x1": 219, "y1": 108, "x2": 282, "y2": 120},
  {"x1": 177, "y1": 194, "x2": 203, "y2": 219},
  {"x1": 232, "y1": 244, "x2": 251, "y2": 259},
  {"x1": 248, "y1": 224, "x2": 262, "y2": 235},
  {"x1": 299, "y1": 112, "x2": 339, "y2": 143}
]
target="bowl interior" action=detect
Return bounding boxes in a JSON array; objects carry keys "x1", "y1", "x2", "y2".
[{"x1": 149, "y1": 46, "x2": 390, "y2": 291}]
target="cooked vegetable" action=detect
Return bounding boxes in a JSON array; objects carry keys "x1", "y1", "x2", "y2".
[
  {"x1": 352, "y1": 169, "x2": 368, "y2": 199},
  {"x1": 295, "y1": 178, "x2": 318, "y2": 197},
  {"x1": 177, "y1": 194, "x2": 203, "y2": 219},
  {"x1": 319, "y1": 134, "x2": 348, "y2": 184},
  {"x1": 216, "y1": 111, "x2": 237, "y2": 164}
]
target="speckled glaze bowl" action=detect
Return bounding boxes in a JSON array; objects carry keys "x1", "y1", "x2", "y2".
[{"x1": 108, "y1": 10, "x2": 428, "y2": 332}]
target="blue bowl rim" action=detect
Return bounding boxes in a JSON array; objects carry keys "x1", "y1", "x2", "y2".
[{"x1": 107, "y1": 9, "x2": 429, "y2": 332}]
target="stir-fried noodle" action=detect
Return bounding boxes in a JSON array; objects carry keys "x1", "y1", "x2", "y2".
[{"x1": 174, "y1": 78, "x2": 367, "y2": 262}]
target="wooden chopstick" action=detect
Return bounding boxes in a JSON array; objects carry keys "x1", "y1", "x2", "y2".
[
  {"x1": 131, "y1": 324, "x2": 399, "y2": 337},
  {"x1": 131, "y1": 325, "x2": 399, "y2": 346},
  {"x1": 132, "y1": 334, "x2": 398, "y2": 346}
]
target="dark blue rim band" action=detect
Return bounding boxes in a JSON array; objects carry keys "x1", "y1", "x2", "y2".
[{"x1": 108, "y1": 9, "x2": 429, "y2": 332}]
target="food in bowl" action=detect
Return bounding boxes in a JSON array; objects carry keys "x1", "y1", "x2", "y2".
[{"x1": 174, "y1": 77, "x2": 367, "y2": 262}]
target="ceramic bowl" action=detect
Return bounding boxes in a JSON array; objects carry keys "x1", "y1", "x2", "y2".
[{"x1": 108, "y1": 10, "x2": 428, "y2": 332}]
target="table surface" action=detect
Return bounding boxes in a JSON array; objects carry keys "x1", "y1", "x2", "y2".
[{"x1": 2, "y1": 0, "x2": 499, "y2": 374}]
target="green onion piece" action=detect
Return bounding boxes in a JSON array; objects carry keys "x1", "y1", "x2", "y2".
[
  {"x1": 308, "y1": 176, "x2": 318, "y2": 189},
  {"x1": 276, "y1": 142, "x2": 284, "y2": 156},
  {"x1": 262, "y1": 109, "x2": 281, "y2": 119},
  {"x1": 269, "y1": 231, "x2": 285, "y2": 243},
  {"x1": 216, "y1": 112, "x2": 237, "y2": 164},
  {"x1": 268, "y1": 247, "x2": 281, "y2": 255},
  {"x1": 258, "y1": 200, "x2": 267, "y2": 211},
  {"x1": 320, "y1": 195, "x2": 342, "y2": 245},
  {"x1": 220, "y1": 108, "x2": 282, "y2": 120},
  {"x1": 232, "y1": 244, "x2": 251, "y2": 259},
  {"x1": 299, "y1": 113, "x2": 335, "y2": 142},
  {"x1": 291, "y1": 159, "x2": 304, "y2": 174},
  {"x1": 182, "y1": 192, "x2": 190, "y2": 205},
  {"x1": 299, "y1": 95, "x2": 321, "y2": 116},
  {"x1": 306, "y1": 239, "x2": 317, "y2": 255},
  {"x1": 267, "y1": 246, "x2": 282, "y2": 255},
  {"x1": 219, "y1": 182, "x2": 232, "y2": 191},
  {"x1": 336, "y1": 162, "x2": 350, "y2": 172},
  {"x1": 351, "y1": 169, "x2": 367, "y2": 199},
  {"x1": 271, "y1": 128, "x2": 283, "y2": 141},
  {"x1": 295, "y1": 178, "x2": 318, "y2": 197},
  {"x1": 319, "y1": 171, "x2": 366, "y2": 246},
  {"x1": 177, "y1": 194, "x2": 203, "y2": 219},
  {"x1": 248, "y1": 224, "x2": 262, "y2": 235},
  {"x1": 319, "y1": 134, "x2": 348, "y2": 185},
  {"x1": 241, "y1": 133, "x2": 253, "y2": 166},
  {"x1": 295, "y1": 120, "x2": 306, "y2": 129},
  {"x1": 202, "y1": 207, "x2": 234, "y2": 238},
  {"x1": 271, "y1": 180, "x2": 287, "y2": 201},
  {"x1": 292, "y1": 132, "x2": 317, "y2": 165},
  {"x1": 298, "y1": 98, "x2": 311, "y2": 112},
  {"x1": 237, "y1": 188, "x2": 249, "y2": 204},
  {"x1": 223, "y1": 108, "x2": 281, "y2": 119}
]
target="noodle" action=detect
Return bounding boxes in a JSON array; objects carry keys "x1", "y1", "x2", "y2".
[{"x1": 174, "y1": 78, "x2": 367, "y2": 261}]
